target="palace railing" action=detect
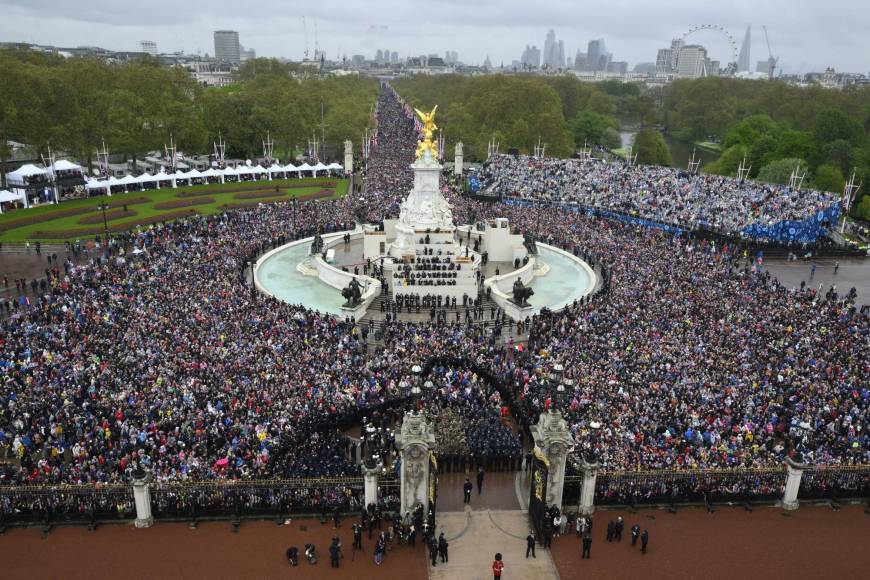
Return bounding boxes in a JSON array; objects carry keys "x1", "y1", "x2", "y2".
[
  {"x1": 0, "y1": 483, "x2": 134, "y2": 526},
  {"x1": 594, "y1": 467, "x2": 788, "y2": 506}
]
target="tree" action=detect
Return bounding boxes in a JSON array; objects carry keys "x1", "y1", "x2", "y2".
[
  {"x1": 569, "y1": 111, "x2": 620, "y2": 149},
  {"x1": 633, "y1": 129, "x2": 672, "y2": 166},
  {"x1": 813, "y1": 164, "x2": 845, "y2": 193},
  {"x1": 814, "y1": 107, "x2": 863, "y2": 145},
  {"x1": 757, "y1": 158, "x2": 804, "y2": 185}
]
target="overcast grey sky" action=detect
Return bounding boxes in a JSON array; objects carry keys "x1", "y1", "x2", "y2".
[{"x1": 0, "y1": 0, "x2": 867, "y2": 73}]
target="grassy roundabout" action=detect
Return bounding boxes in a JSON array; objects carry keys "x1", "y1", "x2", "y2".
[{"x1": 0, "y1": 178, "x2": 348, "y2": 242}]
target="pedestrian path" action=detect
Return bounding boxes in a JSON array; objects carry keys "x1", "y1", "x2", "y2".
[{"x1": 429, "y1": 509, "x2": 559, "y2": 580}]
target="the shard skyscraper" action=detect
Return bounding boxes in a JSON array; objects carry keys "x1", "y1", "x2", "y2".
[{"x1": 737, "y1": 26, "x2": 751, "y2": 72}]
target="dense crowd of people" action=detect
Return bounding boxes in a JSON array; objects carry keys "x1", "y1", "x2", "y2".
[
  {"x1": 0, "y1": 84, "x2": 868, "y2": 511},
  {"x1": 480, "y1": 154, "x2": 840, "y2": 237}
]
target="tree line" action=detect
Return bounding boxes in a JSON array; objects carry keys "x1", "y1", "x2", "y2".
[
  {"x1": 0, "y1": 51, "x2": 378, "y2": 179},
  {"x1": 396, "y1": 73, "x2": 870, "y2": 218}
]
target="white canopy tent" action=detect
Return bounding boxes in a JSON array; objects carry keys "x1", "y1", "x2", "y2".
[
  {"x1": 236, "y1": 165, "x2": 254, "y2": 180},
  {"x1": 313, "y1": 161, "x2": 329, "y2": 175},
  {"x1": 283, "y1": 163, "x2": 299, "y2": 174},
  {"x1": 85, "y1": 178, "x2": 109, "y2": 192},
  {"x1": 52, "y1": 160, "x2": 83, "y2": 172},
  {"x1": 185, "y1": 168, "x2": 204, "y2": 180},
  {"x1": 6, "y1": 164, "x2": 48, "y2": 186},
  {"x1": 202, "y1": 167, "x2": 224, "y2": 183},
  {"x1": 296, "y1": 162, "x2": 313, "y2": 176},
  {"x1": 221, "y1": 166, "x2": 238, "y2": 181},
  {"x1": 117, "y1": 174, "x2": 139, "y2": 191},
  {"x1": 0, "y1": 189, "x2": 26, "y2": 213},
  {"x1": 327, "y1": 162, "x2": 344, "y2": 172}
]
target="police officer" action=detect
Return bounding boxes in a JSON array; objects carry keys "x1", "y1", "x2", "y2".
[
  {"x1": 429, "y1": 533, "x2": 439, "y2": 566},
  {"x1": 631, "y1": 523, "x2": 640, "y2": 546},
  {"x1": 438, "y1": 532, "x2": 449, "y2": 563},
  {"x1": 526, "y1": 530, "x2": 536, "y2": 558},
  {"x1": 463, "y1": 477, "x2": 473, "y2": 504}
]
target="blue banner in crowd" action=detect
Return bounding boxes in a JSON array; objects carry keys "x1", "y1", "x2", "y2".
[
  {"x1": 504, "y1": 198, "x2": 840, "y2": 244},
  {"x1": 740, "y1": 203, "x2": 841, "y2": 245},
  {"x1": 468, "y1": 175, "x2": 480, "y2": 193}
]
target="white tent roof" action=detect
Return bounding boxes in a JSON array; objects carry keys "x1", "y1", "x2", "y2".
[
  {"x1": 201, "y1": 167, "x2": 222, "y2": 178},
  {"x1": 0, "y1": 189, "x2": 26, "y2": 202},
  {"x1": 7, "y1": 164, "x2": 47, "y2": 184},
  {"x1": 236, "y1": 165, "x2": 254, "y2": 175},
  {"x1": 184, "y1": 168, "x2": 204, "y2": 179},
  {"x1": 313, "y1": 162, "x2": 329, "y2": 172},
  {"x1": 171, "y1": 171, "x2": 190, "y2": 180},
  {"x1": 327, "y1": 162, "x2": 343, "y2": 170},
  {"x1": 251, "y1": 165, "x2": 267, "y2": 174},
  {"x1": 296, "y1": 162, "x2": 313, "y2": 171},
  {"x1": 221, "y1": 166, "x2": 237, "y2": 175},
  {"x1": 117, "y1": 174, "x2": 138, "y2": 185},
  {"x1": 283, "y1": 163, "x2": 299, "y2": 172},
  {"x1": 53, "y1": 159, "x2": 82, "y2": 172},
  {"x1": 86, "y1": 179, "x2": 109, "y2": 190},
  {"x1": 267, "y1": 164, "x2": 285, "y2": 174}
]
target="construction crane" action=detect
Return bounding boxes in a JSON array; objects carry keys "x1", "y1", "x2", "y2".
[
  {"x1": 302, "y1": 17, "x2": 310, "y2": 59},
  {"x1": 763, "y1": 26, "x2": 779, "y2": 80}
]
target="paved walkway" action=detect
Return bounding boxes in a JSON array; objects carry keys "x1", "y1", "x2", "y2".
[{"x1": 431, "y1": 509, "x2": 559, "y2": 580}]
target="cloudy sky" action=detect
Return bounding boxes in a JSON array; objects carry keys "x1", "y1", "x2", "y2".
[{"x1": 0, "y1": 0, "x2": 867, "y2": 73}]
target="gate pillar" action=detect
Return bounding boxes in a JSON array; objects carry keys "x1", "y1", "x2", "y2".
[
  {"x1": 530, "y1": 409, "x2": 574, "y2": 511},
  {"x1": 395, "y1": 411, "x2": 436, "y2": 515}
]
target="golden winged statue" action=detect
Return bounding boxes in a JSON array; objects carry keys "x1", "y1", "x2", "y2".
[{"x1": 414, "y1": 105, "x2": 439, "y2": 160}]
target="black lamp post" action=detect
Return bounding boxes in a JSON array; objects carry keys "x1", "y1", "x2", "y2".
[
  {"x1": 97, "y1": 202, "x2": 110, "y2": 242},
  {"x1": 249, "y1": 260, "x2": 257, "y2": 301}
]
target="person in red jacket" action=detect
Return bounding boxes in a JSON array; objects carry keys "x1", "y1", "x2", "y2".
[{"x1": 492, "y1": 552, "x2": 504, "y2": 579}]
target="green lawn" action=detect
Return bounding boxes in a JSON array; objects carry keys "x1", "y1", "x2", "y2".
[
  {"x1": 0, "y1": 178, "x2": 348, "y2": 242},
  {"x1": 694, "y1": 141, "x2": 724, "y2": 153}
]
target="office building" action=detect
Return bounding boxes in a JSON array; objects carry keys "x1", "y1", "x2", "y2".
[
  {"x1": 391, "y1": 51, "x2": 399, "y2": 64},
  {"x1": 586, "y1": 39, "x2": 610, "y2": 72},
  {"x1": 542, "y1": 30, "x2": 565, "y2": 69},
  {"x1": 677, "y1": 45, "x2": 707, "y2": 78},
  {"x1": 240, "y1": 45, "x2": 256, "y2": 62},
  {"x1": 138, "y1": 40, "x2": 157, "y2": 56},
  {"x1": 655, "y1": 38, "x2": 684, "y2": 74},
  {"x1": 213, "y1": 30, "x2": 240, "y2": 64},
  {"x1": 574, "y1": 49, "x2": 587, "y2": 71},
  {"x1": 521, "y1": 45, "x2": 541, "y2": 68}
]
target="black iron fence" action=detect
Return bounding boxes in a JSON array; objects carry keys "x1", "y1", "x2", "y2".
[
  {"x1": 798, "y1": 466, "x2": 870, "y2": 501},
  {"x1": 594, "y1": 468, "x2": 787, "y2": 506},
  {"x1": 150, "y1": 477, "x2": 400, "y2": 520},
  {"x1": 0, "y1": 484, "x2": 134, "y2": 526}
]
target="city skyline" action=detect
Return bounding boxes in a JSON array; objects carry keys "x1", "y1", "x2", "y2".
[{"x1": 0, "y1": 0, "x2": 867, "y2": 73}]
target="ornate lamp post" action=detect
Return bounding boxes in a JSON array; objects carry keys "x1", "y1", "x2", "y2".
[{"x1": 410, "y1": 364, "x2": 423, "y2": 413}]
